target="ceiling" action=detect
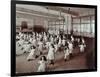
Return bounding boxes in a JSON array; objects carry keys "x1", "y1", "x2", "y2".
[
  {"x1": 16, "y1": 4, "x2": 95, "y2": 17},
  {"x1": 61, "y1": 7, "x2": 95, "y2": 16}
]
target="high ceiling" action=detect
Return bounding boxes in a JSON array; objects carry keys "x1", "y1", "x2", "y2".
[
  {"x1": 61, "y1": 7, "x2": 95, "y2": 16},
  {"x1": 16, "y1": 4, "x2": 95, "y2": 17}
]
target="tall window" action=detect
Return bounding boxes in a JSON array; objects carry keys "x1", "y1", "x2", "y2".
[
  {"x1": 72, "y1": 15, "x2": 95, "y2": 37},
  {"x1": 48, "y1": 20, "x2": 65, "y2": 33}
]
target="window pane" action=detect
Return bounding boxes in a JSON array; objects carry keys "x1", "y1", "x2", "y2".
[
  {"x1": 73, "y1": 24, "x2": 80, "y2": 32},
  {"x1": 81, "y1": 17, "x2": 90, "y2": 23},
  {"x1": 73, "y1": 18, "x2": 80, "y2": 23}
]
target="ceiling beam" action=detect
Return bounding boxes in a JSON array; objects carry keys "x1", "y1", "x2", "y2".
[
  {"x1": 16, "y1": 11, "x2": 58, "y2": 20},
  {"x1": 16, "y1": 7, "x2": 64, "y2": 19},
  {"x1": 45, "y1": 6, "x2": 79, "y2": 16},
  {"x1": 72, "y1": 14, "x2": 94, "y2": 19}
]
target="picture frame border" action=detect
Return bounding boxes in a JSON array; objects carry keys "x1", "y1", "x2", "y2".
[{"x1": 11, "y1": 0, "x2": 97, "y2": 76}]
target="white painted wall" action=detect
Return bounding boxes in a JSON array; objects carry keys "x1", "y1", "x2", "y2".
[
  {"x1": 16, "y1": 12, "x2": 48, "y2": 28},
  {"x1": 34, "y1": 16, "x2": 44, "y2": 26},
  {"x1": 16, "y1": 18, "x2": 34, "y2": 27}
]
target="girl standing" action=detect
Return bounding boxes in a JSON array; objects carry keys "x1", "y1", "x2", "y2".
[
  {"x1": 47, "y1": 44, "x2": 55, "y2": 65},
  {"x1": 64, "y1": 46, "x2": 70, "y2": 61},
  {"x1": 79, "y1": 43, "x2": 86, "y2": 53},
  {"x1": 27, "y1": 46, "x2": 36, "y2": 61},
  {"x1": 68, "y1": 41, "x2": 73, "y2": 57},
  {"x1": 37, "y1": 56, "x2": 47, "y2": 72},
  {"x1": 38, "y1": 40, "x2": 43, "y2": 55}
]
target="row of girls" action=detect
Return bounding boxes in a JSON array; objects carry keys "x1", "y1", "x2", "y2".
[{"x1": 16, "y1": 31, "x2": 86, "y2": 72}]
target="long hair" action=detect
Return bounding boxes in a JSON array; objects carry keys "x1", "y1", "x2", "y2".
[
  {"x1": 40, "y1": 56, "x2": 47, "y2": 61},
  {"x1": 51, "y1": 44, "x2": 54, "y2": 48}
]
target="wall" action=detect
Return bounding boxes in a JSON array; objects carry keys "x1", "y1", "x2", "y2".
[
  {"x1": 16, "y1": 12, "x2": 48, "y2": 28},
  {"x1": 16, "y1": 18, "x2": 34, "y2": 27}
]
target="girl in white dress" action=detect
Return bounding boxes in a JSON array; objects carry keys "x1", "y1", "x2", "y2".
[
  {"x1": 37, "y1": 56, "x2": 47, "y2": 72},
  {"x1": 29, "y1": 37, "x2": 33, "y2": 43},
  {"x1": 18, "y1": 38, "x2": 24, "y2": 46},
  {"x1": 64, "y1": 46, "x2": 70, "y2": 61},
  {"x1": 79, "y1": 43, "x2": 86, "y2": 53},
  {"x1": 54, "y1": 43, "x2": 58, "y2": 53},
  {"x1": 27, "y1": 46, "x2": 36, "y2": 61},
  {"x1": 62, "y1": 38, "x2": 66, "y2": 46},
  {"x1": 71, "y1": 35, "x2": 74, "y2": 43},
  {"x1": 82, "y1": 38, "x2": 85, "y2": 44},
  {"x1": 47, "y1": 44, "x2": 55, "y2": 65},
  {"x1": 32, "y1": 38, "x2": 37, "y2": 47},
  {"x1": 16, "y1": 34, "x2": 20, "y2": 40},
  {"x1": 38, "y1": 40, "x2": 43, "y2": 55},
  {"x1": 68, "y1": 41, "x2": 73, "y2": 57},
  {"x1": 23, "y1": 43, "x2": 31, "y2": 53},
  {"x1": 39, "y1": 34, "x2": 42, "y2": 41},
  {"x1": 50, "y1": 36, "x2": 54, "y2": 44},
  {"x1": 46, "y1": 41, "x2": 51, "y2": 50},
  {"x1": 16, "y1": 41, "x2": 24, "y2": 55},
  {"x1": 43, "y1": 35, "x2": 47, "y2": 43},
  {"x1": 58, "y1": 37, "x2": 62, "y2": 47}
]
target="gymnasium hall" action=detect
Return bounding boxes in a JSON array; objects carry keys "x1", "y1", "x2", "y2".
[{"x1": 16, "y1": 4, "x2": 96, "y2": 73}]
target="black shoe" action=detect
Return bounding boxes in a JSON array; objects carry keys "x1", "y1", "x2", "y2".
[
  {"x1": 64, "y1": 59, "x2": 66, "y2": 62},
  {"x1": 24, "y1": 51, "x2": 26, "y2": 53},
  {"x1": 28, "y1": 59, "x2": 31, "y2": 61},
  {"x1": 50, "y1": 60, "x2": 54, "y2": 65},
  {"x1": 40, "y1": 52, "x2": 42, "y2": 55},
  {"x1": 35, "y1": 55, "x2": 39, "y2": 58}
]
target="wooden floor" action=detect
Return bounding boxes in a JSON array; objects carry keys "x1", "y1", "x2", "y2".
[{"x1": 16, "y1": 37, "x2": 96, "y2": 73}]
